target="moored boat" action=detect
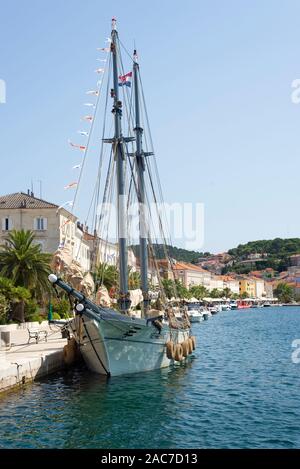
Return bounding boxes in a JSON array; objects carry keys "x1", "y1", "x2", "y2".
[{"x1": 48, "y1": 18, "x2": 194, "y2": 376}]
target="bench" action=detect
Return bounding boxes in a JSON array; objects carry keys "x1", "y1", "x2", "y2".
[{"x1": 27, "y1": 327, "x2": 48, "y2": 344}]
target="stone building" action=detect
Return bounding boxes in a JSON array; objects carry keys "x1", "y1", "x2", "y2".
[{"x1": 0, "y1": 191, "x2": 91, "y2": 272}]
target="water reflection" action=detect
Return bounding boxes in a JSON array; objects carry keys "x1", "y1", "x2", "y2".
[{"x1": 1, "y1": 308, "x2": 300, "y2": 448}]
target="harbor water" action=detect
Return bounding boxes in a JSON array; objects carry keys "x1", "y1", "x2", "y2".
[{"x1": 0, "y1": 306, "x2": 300, "y2": 449}]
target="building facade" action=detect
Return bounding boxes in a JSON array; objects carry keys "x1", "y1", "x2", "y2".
[
  {"x1": 239, "y1": 278, "x2": 256, "y2": 297},
  {"x1": 0, "y1": 192, "x2": 91, "y2": 271}
]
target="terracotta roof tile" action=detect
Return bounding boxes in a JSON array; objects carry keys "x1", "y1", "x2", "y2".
[
  {"x1": 0, "y1": 192, "x2": 58, "y2": 209},
  {"x1": 172, "y1": 261, "x2": 208, "y2": 273}
]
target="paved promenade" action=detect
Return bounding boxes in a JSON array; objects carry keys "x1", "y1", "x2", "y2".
[{"x1": 0, "y1": 324, "x2": 67, "y2": 393}]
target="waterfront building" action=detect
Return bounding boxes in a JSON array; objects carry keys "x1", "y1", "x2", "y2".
[
  {"x1": 0, "y1": 191, "x2": 78, "y2": 253},
  {"x1": 0, "y1": 192, "x2": 89, "y2": 272},
  {"x1": 254, "y1": 278, "x2": 265, "y2": 299},
  {"x1": 239, "y1": 278, "x2": 256, "y2": 297},
  {"x1": 159, "y1": 260, "x2": 212, "y2": 289},
  {"x1": 0, "y1": 191, "x2": 137, "y2": 274},
  {"x1": 209, "y1": 275, "x2": 224, "y2": 291},
  {"x1": 220, "y1": 275, "x2": 240, "y2": 296},
  {"x1": 264, "y1": 281, "x2": 274, "y2": 299}
]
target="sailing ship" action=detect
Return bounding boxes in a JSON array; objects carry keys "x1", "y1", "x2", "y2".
[{"x1": 48, "y1": 18, "x2": 194, "y2": 376}]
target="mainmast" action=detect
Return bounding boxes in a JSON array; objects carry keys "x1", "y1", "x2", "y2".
[
  {"x1": 133, "y1": 50, "x2": 150, "y2": 314},
  {"x1": 108, "y1": 18, "x2": 132, "y2": 311}
]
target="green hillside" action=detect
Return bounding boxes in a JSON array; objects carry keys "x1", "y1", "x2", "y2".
[
  {"x1": 225, "y1": 238, "x2": 300, "y2": 274},
  {"x1": 132, "y1": 238, "x2": 300, "y2": 274},
  {"x1": 131, "y1": 244, "x2": 211, "y2": 264}
]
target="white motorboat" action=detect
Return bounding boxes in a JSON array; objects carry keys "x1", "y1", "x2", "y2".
[{"x1": 187, "y1": 309, "x2": 203, "y2": 323}]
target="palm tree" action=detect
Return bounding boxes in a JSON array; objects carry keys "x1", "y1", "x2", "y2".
[
  {"x1": 161, "y1": 278, "x2": 177, "y2": 299},
  {"x1": 274, "y1": 282, "x2": 294, "y2": 303},
  {"x1": 94, "y1": 263, "x2": 119, "y2": 292},
  {"x1": 0, "y1": 230, "x2": 51, "y2": 302},
  {"x1": 128, "y1": 268, "x2": 140, "y2": 289}
]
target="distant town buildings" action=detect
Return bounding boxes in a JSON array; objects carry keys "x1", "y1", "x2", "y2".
[
  {"x1": 158, "y1": 259, "x2": 271, "y2": 299},
  {"x1": 5, "y1": 192, "x2": 300, "y2": 299}
]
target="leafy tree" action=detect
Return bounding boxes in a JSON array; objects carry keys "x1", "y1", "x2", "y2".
[
  {"x1": 0, "y1": 276, "x2": 31, "y2": 323},
  {"x1": 241, "y1": 291, "x2": 249, "y2": 299},
  {"x1": 52, "y1": 297, "x2": 71, "y2": 319},
  {"x1": 222, "y1": 287, "x2": 232, "y2": 298},
  {"x1": 0, "y1": 293, "x2": 9, "y2": 325},
  {"x1": 0, "y1": 230, "x2": 51, "y2": 300},
  {"x1": 210, "y1": 288, "x2": 224, "y2": 298},
  {"x1": 274, "y1": 283, "x2": 294, "y2": 303},
  {"x1": 189, "y1": 284, "x2": 209, "y2": 300},
  {"x1": 24, "y1": 298, "x2": 40, "y2": 322}
]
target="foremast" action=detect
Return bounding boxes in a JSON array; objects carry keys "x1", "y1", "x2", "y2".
[
  {"x1": 109, "y1": 18, "x2": 132, "y2": 312},
  {"x1": 133, "y1": 50, "x2": 151, "y2": 315}
]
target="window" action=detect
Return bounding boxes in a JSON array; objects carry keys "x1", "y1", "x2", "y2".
[
  {"x1": 2, "y1": 217, "x2": 12, "y2": 231},
  {"x1": 34, "y1": 217, "x2": 47, "y2": 231}
]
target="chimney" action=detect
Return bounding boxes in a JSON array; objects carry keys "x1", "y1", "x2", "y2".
[
  {"x1": 30, "y1": 191, "x2": 34, "y2": 197},
  {"x1": 27, "y1": 189, "x2": 30, "y2": 195}
]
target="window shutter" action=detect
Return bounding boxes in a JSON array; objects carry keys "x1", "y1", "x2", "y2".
[
  {"x1": 8, "y1": 218, "x2": 13, "y2": 230},
  {"x1": 2, "y1": 218, "x2": 6, "y2": 230},
  {"x1": 43, "y1": 218, "x2": 48, "y2": 230},
  {"x1": 33, "y1": 218, "x2": 37, "y2": 230}
]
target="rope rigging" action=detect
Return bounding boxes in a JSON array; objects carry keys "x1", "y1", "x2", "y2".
[{"x1": 62, "y1": 24, "x2": 181, "y2": 307}]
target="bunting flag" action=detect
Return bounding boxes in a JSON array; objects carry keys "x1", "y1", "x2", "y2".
[
  {"x1": 56, "y1": 201, "x2": 73, "y2": 213},
  {"x1": 60, "y1": 219, "x2": 72, "y2": 229},
  {"x1": 118, "y1": 71, "x2": 132, "y2": 87},
  {"x1": 64, "y1": 182, "x2": 78, "y2": 190},
  {"x1": 77, "y1": 131, "x2": 89, "y2": 137},
  {"x1": 69, "y1": 140, "x2": 86, "y2": 151},
  {"x1": 86, "y1": 90, "x2": 99, "y2": 96},
  {"x1": 95, "y1": 68, "x2": 104, "y2": 74},
  {"x1": 97, "y1": 58, "x2": 107, "y2": 62},
  {"x1": 72, "y1": 164, "x2": 81, "y2": 169},
  {"x1": 82, "y1": 115, "x2": 93, "y2": 122},
  {"x1": 84, "y1": 103, "x2": 95, "y2": 107},
  {"x1": 105, "y1": 38, "x2": 112, "y2": 43},
  {"x1": 97, "y1": 47, "x2": 110, "y2": 52}
]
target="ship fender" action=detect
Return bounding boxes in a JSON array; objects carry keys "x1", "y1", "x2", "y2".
[
  {"x1": 181, "y1": 340, "x2": 190, "y2": 358},
  {"x1": 166, "y1": 341, "x2": 175, "y2": 359},
  {"x1": 63, "y1": 337, "x2": 77, "y2": 365},
  {"x1": 190, "y1": 336, "x2": 196, "y2": 351},
  {"x1": 174, "y1": 343, "x2": 183, "y2": 362},
  {"x1": 188, "y1": 337, "x2": 193, "y2": 354}
]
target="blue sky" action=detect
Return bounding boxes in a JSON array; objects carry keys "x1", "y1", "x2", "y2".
[{"x1": 1, "y1": 0, "x2": 300, "y2": 253}]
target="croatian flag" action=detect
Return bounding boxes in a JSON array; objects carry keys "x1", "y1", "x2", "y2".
[{"x1": 118, "y1": 71, "x2": 132, "y2": 87}]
